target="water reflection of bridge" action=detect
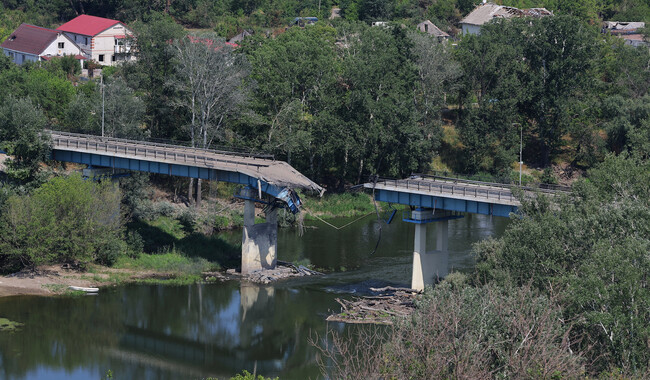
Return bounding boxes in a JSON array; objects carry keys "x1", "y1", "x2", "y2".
[{"x1": 103, "y1": 282, "x2": 315, "y2": 378}]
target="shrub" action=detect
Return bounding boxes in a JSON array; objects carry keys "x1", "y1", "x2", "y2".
[
  {"x1": 316, "y1": 282, "x2": 585, "y2": 379},
  {"x1": 179, "y1": 208, "x2": 199, "y2": 233},
  {"x1": 125, "y1": 230, "x2": 144, "y2": 259},
  {"x1": 96, "y1": 238, "x2": 126, "y2": 267},
  {"x1": 0, "y1": 174, "x2": 123, "y2": 268},
  {"x1": 154, "y1": 201, "x2": 176, "y2": 217}
]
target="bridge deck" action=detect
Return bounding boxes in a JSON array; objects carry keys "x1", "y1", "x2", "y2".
[
  {"x1": 364, "y1": 176, "x2": 527, "y2": 217},
  {"x1": 49, "y1": 131, "x2": 323, "y2": 193},
  {"x1": 366, "y1": 176, "x2": 520, "y2": 207}
]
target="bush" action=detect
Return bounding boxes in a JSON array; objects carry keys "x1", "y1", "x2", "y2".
[
  {"x1": 96, "y1": 238, "x2": 126, "y2": 267},
  {"x1": 179, "y1": 208, "x2": 199, "y2": 233},
  {"x1": 0, "y1": 174, "x2": 123, "y2": 269},
  {"x1": 125, "y1": 230, "x2": 144, "y2": 259},
  {"x1": 474, "y1": 155, "x2": 650, "y2": 373},
  {"x1": 317, "y1": 282, "x2": 585, "y2": 379},
  {"x1": 154, "y1": 201, "x2": 176, "y2": 217}
]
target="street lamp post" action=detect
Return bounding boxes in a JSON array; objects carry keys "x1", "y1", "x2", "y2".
[
  {"x1": 101, "y1": 74, "x2": 105, "y2": 137},
  {"x1": 513, "y1": 123, "x2": 523, "y2": 186},
  {"x1": 519, "y1": 124, "x2": 523, "y2": 186}
]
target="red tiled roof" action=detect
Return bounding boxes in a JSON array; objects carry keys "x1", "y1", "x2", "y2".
[
  {"x1": 1, "y1": 24, "x2": 60, "y2": 55},
  {"x1": 57, "y1": 15, "x2": 122, "y2": 36}
]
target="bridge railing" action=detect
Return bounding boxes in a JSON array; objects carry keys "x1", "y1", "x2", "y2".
[
  {"x1": 372, "y1": 177, "x2": 518, "y2": 204},
  {"x1": 46, "y1": 130, "x2": 274, "y2": 160},
  {"x1": 48, "y1": 130, "x2": 272, "y2": 170},
  {"x1": 414, "y1": 171, "x2": 571, "y2": 193}
]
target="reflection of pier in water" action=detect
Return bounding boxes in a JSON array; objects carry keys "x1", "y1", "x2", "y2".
[{"x1": 111, "y1": 283, "x2": 296, "y2": 376}]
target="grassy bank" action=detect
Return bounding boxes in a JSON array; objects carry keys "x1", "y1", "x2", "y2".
[{"x1": 300, "y1": 192, "x2": 379, "y2": 220}]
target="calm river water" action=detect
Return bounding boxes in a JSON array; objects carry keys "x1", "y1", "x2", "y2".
[{"x1": 0, "y1": 214, "x2": 508, "y2": 380}]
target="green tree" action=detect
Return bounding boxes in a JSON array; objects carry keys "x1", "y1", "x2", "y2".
[
  {"x1": 246, "y1": 24, "x2": 339, "y2": 178},
  {"x1": 0, "y1": 96, "x2": 50, "y2": 184},
  {"x1": 0, "y1": 174, "x2": 124, "y2": 268},
  {"x1": 474, "y1": 154, "x2": 650, "y2": 372},
  {"x1": 124, "y1": 12, "x2": 185, "y2": 139},
  {"x1": 170, "y1": 32, "x2": 250, "y2": 206},
  {"x1": 98, "y1": 77, "x2": 146, "y2": 139}
]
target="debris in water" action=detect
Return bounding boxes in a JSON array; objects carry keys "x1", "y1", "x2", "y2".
[{"x1": 326, "y1": 287, "x2": 420, "y2": 325}]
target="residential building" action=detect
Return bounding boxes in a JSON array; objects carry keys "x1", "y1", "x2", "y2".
[
  {"x1": 417, "y1": 20, "x2": 450, "y2": 41},
  {"x1": 460, "y1": 2, "x2": 552, "y2": 35},
  {"x1": 1, "y1": 23, "x2": 84, "y2": 64},
  {"x1": 56, "y1": 14, "x2": 134, "y2": 66},
  {"x1": 603, "y1": 21, "x2": 647, "y2": 47}
]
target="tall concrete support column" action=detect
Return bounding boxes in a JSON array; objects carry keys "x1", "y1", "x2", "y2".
[
  {"x1": 243, "y1": 189, "x2": 256, "y2": 227},
  {"x1": 410, "y1": 209, "x2": 450, "y2": 291},
  {"x1": 241, "y1": 189, "x2": 278, "y2": 274}
]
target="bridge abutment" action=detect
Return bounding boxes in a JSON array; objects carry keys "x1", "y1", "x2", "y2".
[
  {"x1": 407, "y1": 209, "x2": 453, "y2": 291},
  {"x1": 241, "y1": 189, "x2": 278, "y2": 274}
]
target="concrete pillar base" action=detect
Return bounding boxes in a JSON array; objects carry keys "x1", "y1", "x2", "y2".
[
  {"x1": 410, "y1": 210, "x2": 449, "y2": 291},
  {"x1": 241, "y1": 189, "x2": 278, "y2": 274}
]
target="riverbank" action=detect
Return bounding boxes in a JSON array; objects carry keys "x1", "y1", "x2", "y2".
[{"x1": 0, "y1": 263, "x2": 204, "y2": 297}]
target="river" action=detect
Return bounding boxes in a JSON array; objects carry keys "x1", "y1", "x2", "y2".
[{"x1": 0, "y1": 214, "x2": 509, "y2": 380}]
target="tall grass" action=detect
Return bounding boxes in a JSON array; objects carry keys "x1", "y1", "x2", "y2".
[{"x1": 302, "y1": 193, "x2": 378, "y2": 219}]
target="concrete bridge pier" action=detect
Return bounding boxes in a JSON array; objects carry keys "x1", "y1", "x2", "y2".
[
  {"x1": 408, "y1": 209, "x2": 452, "y2": 291},
  {"x1": 241, "y1": 189, "x2": 278, "y2": 274}
]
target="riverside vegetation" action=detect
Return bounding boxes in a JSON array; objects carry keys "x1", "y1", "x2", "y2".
[{"x1": 0, "y1": 1, "x2": 649, "y2": 378}]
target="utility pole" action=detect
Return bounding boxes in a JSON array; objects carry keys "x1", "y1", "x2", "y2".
[
  {"x1": 101, "y1": 74, "x2": 105, "y2": 137},
  {"x1": 513, "y1": 123, "x2": 523, "y2": 186},
  {"x1": 519, "y1": 124, "x2": 523, "y2": 186}
]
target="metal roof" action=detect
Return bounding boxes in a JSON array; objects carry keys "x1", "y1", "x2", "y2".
[
  {"x1": 57, "y1": 15, "x2": 123, "y2": 36},
  {"x1": 460, "y1": 3, "x2": 552, "y2": 26},
  {"x1": 417, "y1": 20, "x2": 450, "y2": 38},
  {"x1": 1, "y1": 24, "x2": 61, "y2": 55}
]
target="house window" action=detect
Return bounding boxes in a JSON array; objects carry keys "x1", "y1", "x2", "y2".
[
  {"x1": 98, "y1": 54, "x2": 104, "y2": 62},
  {"x1": 58, "y1": 42, "x2": 64, "y2": 49},
  {"x1": 85, "y1": 37, "x2": 88, "y2": 45},
  {"x1": 111, "y1": 55, "x2": 116, "y2": 62}
]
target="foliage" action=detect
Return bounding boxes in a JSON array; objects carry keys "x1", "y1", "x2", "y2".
[
  {"x1": 170, "y1": 33, "x2": 250, "y2": 149},
  {"x1": 0, "y1": 96, "x2": 50, "y2": 184},
  {"x1": 95, "y1": 238, "x2": 127, "y2": 267},
  {"x1": 97, "y1": 76, "x2": 146, "y2": 139},
  {"x1": 474, "y1": 155, "x2": 650, "y2": 372},
  {"x1": 114, "y1": 252, "x2": 214, "y2": 274},
  {"x1": 317, "y1": 281, "x2": 584, "y2": 379},
  {"x1": 0, "y1": 174, "x2": 124, "y2": 268},
  {"x1": 456, "y1": 16, "x2": 599, "y2": 172}
]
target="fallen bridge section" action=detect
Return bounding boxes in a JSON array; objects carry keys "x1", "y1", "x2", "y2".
[
  {"x1": 48, "y1": 130, "x2": 323, "y2": 211},
  {"x1": 48, "y1": 130, "x2": 324, "y2": 275}
]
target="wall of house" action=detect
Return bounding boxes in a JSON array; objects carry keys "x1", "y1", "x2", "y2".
[
  {"x1": 3, "y1": 49, "x2": 38, "y2": 64},
  {"x1": 41, "y1": 34, "x2": 83, "y2": 57},
  {"x1": 462, "y1": 24, "x2": 481, "y2": 35},
  {"x1": 92, "y1": 24, "x2": 134, "y2": 66},
  {"x1": 63, "y1": 32, "x2": 91, "y2": 55}
]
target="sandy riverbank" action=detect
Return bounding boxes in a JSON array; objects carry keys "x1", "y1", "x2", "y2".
[{"x1": 0, "y1": 265, "x2": 167, "y2": 297}]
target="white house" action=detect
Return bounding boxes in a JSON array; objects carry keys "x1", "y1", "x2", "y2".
[
  {"x1": 417, "y1": 20, "x2": 450, "y2": 41},
  {"x1": 56, "y1": 15, "x2": 134, "y2": 66},
  {"x1": 1, "y1": 24, "x2": 84, "y2": 64},
  {"x1": 460, "y1": 3, "x2": 552, "y2": 35}
]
